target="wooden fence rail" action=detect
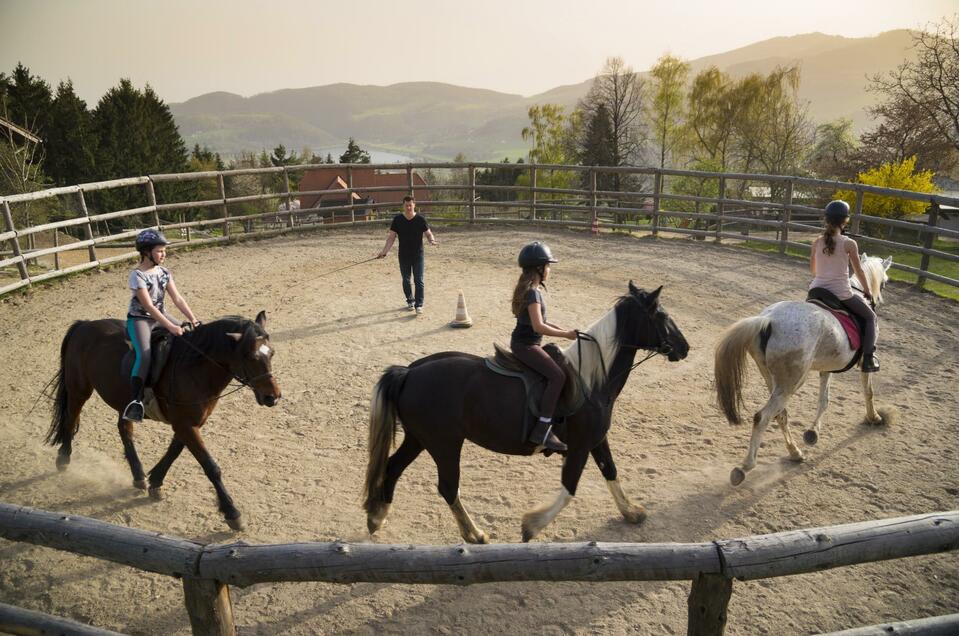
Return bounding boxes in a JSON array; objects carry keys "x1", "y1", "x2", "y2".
[
  {"x1": 0, "y1": 503, "x2": 956, "y2": 635},
  {"x1": 2, "y1": 164, "x2": 958, "y2": 297}
]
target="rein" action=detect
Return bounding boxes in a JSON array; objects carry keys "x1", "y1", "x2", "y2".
[{"x1": 574, "y1": 329, "x2": 663, "y2": 402}]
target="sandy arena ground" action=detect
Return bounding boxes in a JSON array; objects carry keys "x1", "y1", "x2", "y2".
[{"x1": 0, "y1": 225, "x2": 957, "y2": 635}]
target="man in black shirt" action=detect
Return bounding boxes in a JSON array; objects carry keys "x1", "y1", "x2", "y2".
[{"x1": 376, "y1": 196, "x2": 437, "y2": 314}]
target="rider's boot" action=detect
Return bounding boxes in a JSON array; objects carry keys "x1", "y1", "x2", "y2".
[
  {"x1": 123, "y1": 376, "x2": 145, "y2": 422},
  {"x1": 529, "y1": 417, "x2": 567, "y2": 453},
  {"x1": 861, "y1": 352, "x2": 880, "y2": 373}
]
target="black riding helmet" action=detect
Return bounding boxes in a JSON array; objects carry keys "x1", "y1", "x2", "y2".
[
  {"x1": 518, "y1": 241, "x2": 558, "y2": 269},
  {"x1": 824, "y1": 200, "x2": 850, "y2": 225}
]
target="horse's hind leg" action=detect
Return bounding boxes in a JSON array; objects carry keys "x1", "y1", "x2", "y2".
[
  {"x1": 367, "y1": 434, "x2": 424, "y2": 535},
  {"x1": 117, "y1": 415, "x2": 147, "y2": 489},
  {"x1": 433, "y1": 444, "x2": 488, "y2": 544},
  {"x1": 591, "y1": 438, "x2": 646, "y2": 524},
  {"x1": 146, "y1": 438, "x2": 185, "y2": 500},
  {"x1": 731, "y1": 389, "x2": 790, "y2": 486},
  {"x1": 804, "y1": 372, "x2": 832, "y2": 446},
  {"x1": 55, "y1": 382, "x2": 92, "y2": 471}
]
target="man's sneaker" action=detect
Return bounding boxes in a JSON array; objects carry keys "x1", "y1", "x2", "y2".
[
  {"x1": 123, "y1": 400, "x2": 144, "y2": 422},
  {"x1": 406, "y1": 301, "x2": 415, "y2": 311},
  {"x1": 415, "y1": 306, "x2": 423, "y2": 315}
]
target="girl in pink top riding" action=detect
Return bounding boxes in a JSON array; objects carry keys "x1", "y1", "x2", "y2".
[{"x1": 809, "y1": 200, "x2": 879, "y2": 372}]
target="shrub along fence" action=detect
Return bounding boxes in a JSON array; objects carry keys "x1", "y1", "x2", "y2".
[
  {"x1": 0, "y1": 503, "x2": 956, "y2": 635},
  {"x1": 2, "y1": 163, "x2": 957, "y2": 296}
]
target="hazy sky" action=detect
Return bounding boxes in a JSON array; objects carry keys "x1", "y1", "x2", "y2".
[{"x1": 2, "y1": 0, "x2": 956, "y2": 105}]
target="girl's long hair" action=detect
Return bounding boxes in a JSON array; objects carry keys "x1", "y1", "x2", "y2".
[
  {"x1": 821, "y1": 219, "x2": 844, "y2": 256},
  {"x1": 511, "y1": 267, "x2": 543, "y2": 317}
]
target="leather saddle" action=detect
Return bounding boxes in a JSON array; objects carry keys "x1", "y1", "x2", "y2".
[
  {"x1": 485, "y1": 343, "x2": 587, "y2": 438},
  {"x1": 806, "y1": 287, "x2": 864, "y2": 373}
]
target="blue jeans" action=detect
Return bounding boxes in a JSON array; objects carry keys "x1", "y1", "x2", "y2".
[{"x1": 399, "y1": 251, "x2": 425, "y2": 307}]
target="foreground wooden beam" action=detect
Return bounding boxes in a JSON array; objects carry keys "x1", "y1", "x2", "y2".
[{"x1": 0, "y1": 601, "x2": 125, "y2": 636}]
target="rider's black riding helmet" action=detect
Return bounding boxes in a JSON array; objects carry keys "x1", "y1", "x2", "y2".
[
  {"x1": 518, "y1": 241, "x2": 558, "y2": 269},
  {"x1": 824, "y1": 200, "x2": 850, "y2": 225}
]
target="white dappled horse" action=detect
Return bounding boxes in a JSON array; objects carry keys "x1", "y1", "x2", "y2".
[{"x1": 714, "y1": 254, "x2": 893, "y2": 486}]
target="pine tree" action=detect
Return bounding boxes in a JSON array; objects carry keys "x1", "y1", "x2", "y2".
[
  {"x1": 339, "y1": 137, "x2": 371, "y2": 164},
  {"x1": 46, "y1": 80, "x2": 97, "y2": 186}
]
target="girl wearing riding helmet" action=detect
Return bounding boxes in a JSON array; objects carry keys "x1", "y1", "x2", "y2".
[
  {"x1": 510, "y1": 241, "x2": 578, "y2": 453},
  {"x1": 810, "y1": 200, "x2": 880, "y2": 372},
  {"x1": 123, "y1": 229, "x2": 200, "y2": 422}
]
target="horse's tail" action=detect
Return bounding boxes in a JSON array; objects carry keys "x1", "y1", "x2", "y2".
[
  {"x1": 46, "y1": 321, "x2": 84, "y2": 446},
  {"x1": 714, "y1": 315, "x2": 770, "y2": 426},
  {"x1": 363, "y1": 365, "x2": 409, "y2": 513}
]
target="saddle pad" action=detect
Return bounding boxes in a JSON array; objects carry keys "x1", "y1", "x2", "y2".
[{"x1": 808, "y1": 299, "x2": 861, "y2": 351}]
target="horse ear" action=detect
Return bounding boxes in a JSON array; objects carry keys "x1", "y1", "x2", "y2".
[
  {"x1": 628, "y1": 280, "x2": 639, "y2": 295},
  {"x1": 647, "y1": 285, "x2": 662, "y2": 305},
  {"x1": 226, "y1": 332, "x2": 243, "y2": 342},
  {"x1": 860, "y1": 251, "x2": 868, "y2": 261},
  {"x1": 882, "y1": 256, "x2": 892, "y2": 270},
  {"x1": 255, "y1": 310, "x2": 268, "y2": 329}
]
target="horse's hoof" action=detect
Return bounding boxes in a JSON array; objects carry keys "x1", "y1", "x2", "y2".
[
  {"x1": 730, "y1": 467, "x2": 746, "y2": 486},
  {"x1": 803, "y1": 430, "x2": 818, "y2": 445},
  {"x1": 226, "y1": 515, "x2": 245, "y2": 531},
  {"x1": 788, "y1": 451, "x2": 805, "y2": 463},
  {"x1": 468, "y1": 531, "x2": 489, "y2": 545},
  {"x1": 623, "y1": 506, "x2": 648, "y2": 525},
  {"x1": 521, "y1": 527, "x2": 534, "y2": 543},
  {"x1": 366, "y1": 504, "x2": 391, "y2": 535},
  {"x1": 148, "y1": 486, "x2": 164, "y2": 501},
  {"x1": 56, "y1": 455, "x2": 70, "y2": 472},
  {"x1": 133, "y1": 479, "x2": 147, "y2": 490}
]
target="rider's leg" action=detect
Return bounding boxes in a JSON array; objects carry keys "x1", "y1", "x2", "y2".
[
  {"x1": 509, "y1": 344, "x2": 567, "y2": 452},
  {"x1": 124, "y1": 318, "x2": 152, "y2": 422},
  {"x1": 842, "y1": 294, "x2": 878, "y2": 371}
]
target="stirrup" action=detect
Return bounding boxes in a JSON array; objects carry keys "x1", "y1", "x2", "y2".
[
  {"x1": 530, "y1": 423, "x2": 567, "y2": 453},
  {"x1": 123, "y1": 400, "x2": 145, "y2": 422}
]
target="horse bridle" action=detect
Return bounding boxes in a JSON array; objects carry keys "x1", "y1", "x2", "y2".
[{"x1": 575, "y1": 310, "x2": 673, "y2": 392}]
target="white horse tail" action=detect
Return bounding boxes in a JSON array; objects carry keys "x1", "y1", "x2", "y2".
[{"x1": 714, "y1": 315, "x2": 771, "y2": 425}]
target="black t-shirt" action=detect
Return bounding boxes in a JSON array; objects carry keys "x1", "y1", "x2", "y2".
[
  {"x1": 389, "y1": 213, "x2": 430, "y2": 259},
  {"x1": 511, "y1": 288, "x2": 545, "y2": 346}
]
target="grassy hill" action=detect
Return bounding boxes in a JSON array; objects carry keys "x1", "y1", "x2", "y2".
[{"x1": 171, "y1": 30, "x2": 917, "y2": 161}]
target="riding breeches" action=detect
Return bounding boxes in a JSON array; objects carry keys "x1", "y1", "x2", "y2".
[
  {"x1": 840, "y1": 295, "x2": 877, "y2": 355},
  {"x1": 510, "y1": 343, "x2": 565, "y2": 420}
]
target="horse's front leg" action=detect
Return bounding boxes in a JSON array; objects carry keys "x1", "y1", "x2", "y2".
[
  {"x1": 591, "y1": 438, "x2": 646, "y2": 524},
  {"x1": 177, "y1": 425, "x2": 244, "y2": 531},
  {"x1": 117, "y1": 415, "x2": 147, "y2": 490},
  {"x1": 861, "y1": 371, "x2": 881, "y2": 424},
  {"x1": 804, "y1": 372, "x2": 832, "y2": 446},
  {"x1": 522, "y1": 449, "x2": 588, "y2": 542}
]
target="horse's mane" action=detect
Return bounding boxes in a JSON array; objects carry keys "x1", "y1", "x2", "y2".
[
  {"x1": 177, "y1": 315, "x2": 267, "y2": 362},
  {"x1": 562, "y1": 293, "x2": 642, "y2": 393},
  {"x1": 858, "y1": 255, "x2": 889, "y2": 306}
]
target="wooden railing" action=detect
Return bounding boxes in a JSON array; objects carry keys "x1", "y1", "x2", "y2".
[
  {"x1": 2, "y1": 163, "x2": 958, "y2": 296},
  {"x1": 0, "y1": 503, "x2": 956, "y2": 635}
]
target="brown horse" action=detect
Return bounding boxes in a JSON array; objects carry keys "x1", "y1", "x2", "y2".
[
  {"x1": 363, "y1": 282, "x2": 689, "y2": 543},
  {"x1": 46, "y1": 311, "x2": 280, "y2": 530}
]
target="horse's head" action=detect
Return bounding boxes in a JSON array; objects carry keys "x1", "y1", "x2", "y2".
[
  {"x1": 860, "y1": 252, "x2": 893, "y2": 306},
  {"x1": 621, "y1": 281, "x2": 689, "y2": 362},
  {"x1": 225, "y1": 310, "x2": 282, "y2": 406}
]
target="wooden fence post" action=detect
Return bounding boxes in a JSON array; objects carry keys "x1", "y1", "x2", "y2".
[
  {"x1": 917, "y1": 202, "x2": 939, "y2": 290},
  {"x1": 217, "y1": 174, "x2": 230, "y2": 238},
  {"x1": 651, "y1": 171, "x2": 662, "y2": 238},
  {"x1": 590, "y1": 169, "x2": 598, "y2": 232},
  {"x1": 347, "y1": 166, "x2": 354, "y2": 223},
  {"x1": 779, "y1": 179, "x2": 793, "y2": 254},
  {"x1": 530, "y1": 165, "x2": 537, "y2": 220},
  {"x1": 1, "y1": 200, "x2": 29, "y2": 281},
  {"x1": 144, "y1": 179, "x2": 161, "y2": 229},
  {"x1": 283, "y1": 168, "x2": 295, "y2": 228},
  {"x1": 469, "y1": 164, "x2": 476, "y2": 222},
  {"x1": 715, "y1": 176, "x2": 726, "y2": 244},
  {"x1": 76, "y1": 190, "x2": 98, "y2": 262},
  {"x1": 182, "y1": 577, "x2": 235, "y2": 636},
  {"x1": 850, "y1": 189, "x2": 864, "y2": 236},
  {"x1": 687, "y1": 573, "x2": 733, "y2": 636}
]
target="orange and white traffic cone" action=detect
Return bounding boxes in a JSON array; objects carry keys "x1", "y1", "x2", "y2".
[{"x1": 449, "y1": 290, "x2": 473, "y2": 328}]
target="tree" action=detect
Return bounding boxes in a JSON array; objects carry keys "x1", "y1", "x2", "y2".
[
  {"x1": 339, "y1": 137, "x2": 371, "y2": 164},
  {"x1": 579, "y1": 57, "x2": 647, "y2": 188},
  {"x1": 686, "y1": 67, "x2": 739, "y2": 170},
  {"x1": 834, "y1": 156, "x2": 938, "y2": 231},
  {"x1": 807, "y1": 118, "x2": 858, "y2": 182},
  {"x1": 578, "y1": 103, "x2": 616, "y2": 191},
  {"x1": 270, "y1": 143, "x2": 301, "y2": 188},
  {"x1": 520, "y1": 104, "x2": 578, "y2": 192},
  {"x1": 742, "y1": 66, "x2": 813, "y2": 177},
  {"x1": 476, "y1": 158, "x2": 520, "y2": 202},
  {"x1": 0, "y1": 100, "x2": 49, "y2": 227},
  {"x1": 0, "y1": 63, "x2": 53, "y2": 139},
  {"x1": 856, "y1": 93, "x2": 957, "y2": 175},
  {"x1": 648, "y1": 54, "x2": 690, "y2": 169},
  {"x1": 870, "y1": 15, "x2": 959, "y2": 155},
  {"x1": 45, "y1": 80, "x2": 97, "y2": 186}
]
